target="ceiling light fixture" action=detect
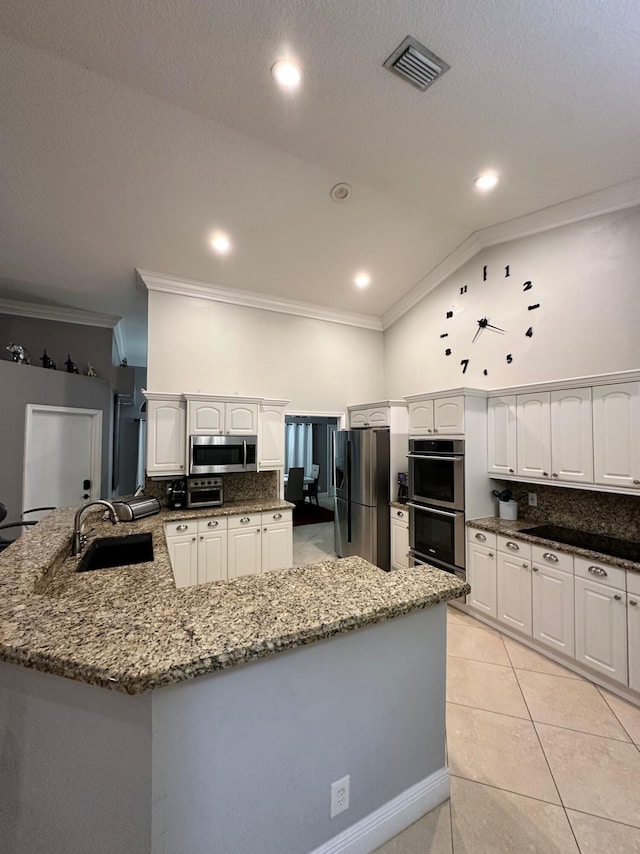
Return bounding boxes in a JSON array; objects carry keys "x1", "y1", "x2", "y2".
[
  {"x1": 474, "y1": 173, "x2": 499, "y2": 191},
  {"x1": 354, "y1": 273, "x2": 370, "y2": 289},
  {"x1": 210, "y1": 232, "x2": 232, "y2": 255},
  {"x1": 330, "y1": 183, "x2": 352, "y2": 203},
  {"x1": 271, "y1": 60, "x2": 302, "y2": 90}
]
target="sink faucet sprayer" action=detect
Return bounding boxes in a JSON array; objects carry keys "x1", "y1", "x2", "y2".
[{"x1": 72, "y1": 500, "x2": 119, "y2": 556}]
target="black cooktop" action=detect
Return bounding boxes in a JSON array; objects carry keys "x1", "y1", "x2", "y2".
[{"x1": 520, "y1": 524, "x2": 640, "y2": 564}]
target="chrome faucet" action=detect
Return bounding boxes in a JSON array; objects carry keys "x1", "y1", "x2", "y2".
[{"x1": 72, "y1": 500, "x2": 119, "y2": 556}]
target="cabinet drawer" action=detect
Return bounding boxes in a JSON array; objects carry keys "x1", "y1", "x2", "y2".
[
  {"x1": 628, "y1": 571, "x2": 640, "y2": 597},
  {"x1": 164, "y1": 519, "x2": 198, "y2": 538},
  {"x1": 197, "y1": 516, "x2": 228, "y2": 533},
  {"x1": 574, "y1": 555, "x2": 625, "y2": 590},
  {"x1": 467, "y1": 528, "x2": 496, "y2": 549},
  {"x1": 498, "y1": 535, "x2": 531, "y2": 560},
  {"x1": 532, "y1": 544, "x2": 573, "y2": 574},
  {"x1": 228, "y1": 513, "x2": 262, "y2": 530},
  {"x1": 262, "y1": 509, "x2": 292, "y2": 526},
  {"x1": 391, "y1": 507, "x2": 408, "y2": 525}
]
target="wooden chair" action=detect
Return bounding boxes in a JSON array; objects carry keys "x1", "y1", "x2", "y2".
[
  {"x1": 304, "y1": 464, "x2": 320, "y2": 505},
  {"x1": 284, "y1": 468, "x2": 305, "y2": 505}
]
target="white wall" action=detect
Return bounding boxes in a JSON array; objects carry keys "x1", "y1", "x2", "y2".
[
  {"x1": 384, "y1": 206, "x2": 640, "y2": 398},
  {"x1": 147, "y1": 292, "x2": 383, "y2": 411}
]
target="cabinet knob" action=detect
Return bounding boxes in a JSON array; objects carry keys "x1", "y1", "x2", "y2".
[
  {"x1": 427, "y1": 428, "x2": 432, "y2": 433},
  {"x1": 200, "y1": 536, "x2": 203, "y2": 541},
  {"x1": 207, "y1": 520, "x2": 218, "y2": 527},
  {"x1": 532, "y1": 566, "x2": 539, "y2": 572},
  {"x1": 180, "y1": 464, "x2": 184, "y2": 469},
  {"x1": 397, "y1": 511, "x2": 404, "y2": 517},
  {"x1": 630, "y1": 600, "x2": 638, "y2": 607},
  {"x1": 522, "y1": 563, "x2": 529, "y2": 569},
  {"x1": 634, "y1": 479, "x2": 640, "y2": 485},
  {"x1": 552, "y1": 472, "x2": 558, "y2": 478},
  {"x1": 264, "y1": 527, "x2": 267, "y2": 532},
  {"x1": 433, "y1": 429, "x2": 438, "y2": 434},
  {"x1": 542, "y1": 471, "x2": 549, "y2": 477},
  {"x1": 614, "y1": 594, "x2": 622, "y2": 601},
  {"x1": 177, "y1": 524, "x2": 188, "y2": 531},
  {"x1": 509, "y1": 468, "x2": 514, "y2": 473},
  {"x1": 256, "y1": 528, "x2": 260, "y2": 533},
  {"x1": 192, "y1": 537, "x2": 196, "y2": 542},
  {"x1": 506, "y1": 541, "x2": 519, "y2": 551},
  {"x1": 488, "y1": 552, "x2": 494, "y2": 557},
  {"x1": 475, "y1": 532, "x2": 486, "y2": 542},
  {"x1": 588, "y1": 565, "x2": 607, "y2": 577},
  {"x1": 543, "y1": 552, "x2": 558, "y2": 562}
]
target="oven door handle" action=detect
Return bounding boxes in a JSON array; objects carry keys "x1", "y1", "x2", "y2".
[
  {"x1": 406, "y1": 454, "x2": 460, "y2": 462},
  {"x1": 407, "y1": 502, "x2": 458, "y2": 517}
]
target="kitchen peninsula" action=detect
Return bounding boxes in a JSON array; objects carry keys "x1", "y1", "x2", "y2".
[{"x1": 0, "y1": 506, "x2": 467, "y2": 854}]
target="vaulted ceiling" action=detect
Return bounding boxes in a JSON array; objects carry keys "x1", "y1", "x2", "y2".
[{"x1": 1, "y1": 0, "x2": 639, "y2": 363}]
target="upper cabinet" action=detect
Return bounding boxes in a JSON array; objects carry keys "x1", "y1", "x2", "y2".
[
  {"x1": 487, "y1": 373, "x2": 640, "y2": 494},
  {"x1": 593, "y1": 382, "x2": 640, "y2": 490},
  {"x1": 408, "y1": 395, "x2": 465, "y2": 436},
  {"x1": 145, "y1": 393, "x2": 186, "y2": 475},
  {"x1": 258, "y1": 401, "x2": 287, "y2": 470},
  {"x1": 187, "y1": 398, "x2": 258, "y2": 436},
  {"x1": 347, "y1": 401, "x2": 408, "y2": 430}
]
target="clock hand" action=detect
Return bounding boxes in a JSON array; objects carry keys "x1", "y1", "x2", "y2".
[
  {"x1": 485, "y1": 323, "x2": 507, "y2": 333},
  {"x1": 472, "y1": 317, "x2": 488, "y2": 343}
]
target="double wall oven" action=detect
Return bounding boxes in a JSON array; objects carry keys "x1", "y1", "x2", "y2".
[{"x1": 407, "y1": 438, "x2": 466, "y2": 580}]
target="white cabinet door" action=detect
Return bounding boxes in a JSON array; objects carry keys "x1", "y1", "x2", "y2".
[
  {"x1": 434, "y1": 396, "x2": 465, "y2": 435},
  {"x1": 575, "y1": 576, "x2": 627, "y2": 682},
  {"x1": 228, "y1": 524, "x2": 262, "y2": 578},
  {"x1": 593, "y1": 382, "x2": 640, "y2": 490},
  {"x1": 532, "y1": 562, "x2": 575, "y2": 657},
  {"x1": 408, "y1": 401, "x2": 434, "y2": 435},
  {"x1": 516, "y1": 392, "x2": 551, "y2": 480},
  {"x1": 349, "y1": 410, "x2": 369, "y2": 428},
  {"x1": 550, "y1": 388, "x2": 593, "y2": 484},
  {"x1": 226, "y1": 403, "x2": 258, "y2": 435},
  {"x1": 487, "y1": 396, "x2": 517, "y2": 476},
  {"x1": 467, "y1": 543, "x2": 497, "y2": 617},
  {"x1": 188, "y1": 400, "x2": 224, "y2": 435},
  {"x1": 262, "y1": 519, "x2": 293, "y2": 572},
  {"x1": 628, "y1": 593, "x2": 640, "y2": 693},
  {"x1": 198, "y1": 529, "x2": 228, "y2": 584},
  {"x1": 497, "y1": 552, "x2": 532, "y2": 635},
  {"x1": 258, "y1": 404, "x2": 286, "y2": 469},
  {"x1": 367, "y1": 407, "x2": 390, "y2": 426},
  {"x1": 390, "y1": 508, "x2": 409, "y2": 570},
  {"x1": 146, "y1": 399, "x2": 186, "y2": 475},
  {"x1": 167, "y1": 533, "x2": 198, "y2": 588}
]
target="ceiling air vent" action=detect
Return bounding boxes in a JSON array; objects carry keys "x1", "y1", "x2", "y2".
[{"x1": 383, "y1": 36, "x2": 450, "y2": 92}]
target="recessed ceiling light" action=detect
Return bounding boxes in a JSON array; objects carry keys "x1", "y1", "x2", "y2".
[
  {"x1": 354, "y1": 272, "x2": 370, "y2": 288},
  {"x1": 271, "y1": 60, "x2": 302, "y2": 90},
  {"x1": 474, "y1": 173, "x2": 499, "y2": 191},
  {"x1": 210, "y1": 232, "x2": 232, "y2": 254},
  {"x1": 330, "y1": 183, "x2": 352, "y2": 203}
]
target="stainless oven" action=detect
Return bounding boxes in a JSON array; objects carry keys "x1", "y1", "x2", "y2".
[
  {"x1": 187, "y1": 477, "x2": 223, "y2": 509},
  {"x1": 407, "y1": 438, "x2": 464, "y2": 511},
  {"x1": 189, "y1": 435, "x2": 257, "y2": 475},
  {"x1": 408, "y1": 502, "x2": 466, "y2": 579}
]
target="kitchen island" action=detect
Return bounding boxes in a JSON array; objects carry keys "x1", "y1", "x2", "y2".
[{"x1": 0, "y1": 505, "x2": 467, "y2": 854}]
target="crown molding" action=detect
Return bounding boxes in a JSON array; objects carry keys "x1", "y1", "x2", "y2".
[
  {"x1": 381, "y1": 176, "x2": 640, "y2": 329},
  {"x1": 0, "y1": 297, "x2": 120, "y2": 329},
  {"x1": 137, "y1": 269, "x2": 383, "y2": 332}
]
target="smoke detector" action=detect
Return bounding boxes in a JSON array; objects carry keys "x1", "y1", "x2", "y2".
[
  {"x1": 330, "y1": 183, "x2": 352, "y2": 203},
  {"x1": 383, "y1": 36, "x2": 450, "y2": 91}
]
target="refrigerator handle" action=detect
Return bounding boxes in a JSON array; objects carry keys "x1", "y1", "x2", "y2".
[{"x1": 346, "y1": 438, "x2": 352, "y2": 542}]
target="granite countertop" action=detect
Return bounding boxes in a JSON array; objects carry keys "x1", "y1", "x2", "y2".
[
  {"x1": 467, "y1": 516, "x2": 640, "y2": 573},
  {"x1": 0, "y1": 504, "x2": 468, "y2": 695}
]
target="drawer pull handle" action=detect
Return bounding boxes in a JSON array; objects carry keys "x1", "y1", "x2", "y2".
[
  {"x1": 207, "y1": 520, "x2": 218, "y2": 527},
  {"x1": 475, "y1": 533, "x2": 487, "y2": 542},
  {"x1": 614, "y1": 594, "x2": 622, "y2": 601},
  {"x1": 588, "y1": 565, "x2": 607, "y2": 577},
  {"x1": 543, "y1": 552, "x2": 558, "y2": 562},
  {"x1": 631, "y1": 600, "x2": 638, "y2": 607},
  {"x1": 241, "y1": 517, "x2": 250, "y2": 524},
  {"x1": 273, "y1": 513, "x2": 282, "y2": 520},
  {"x1": 506, "y1": 541, "x2": 519, "y2": 551},
  {"x1": 177, "y1": 524, "x2": 188, "y2": 531}
]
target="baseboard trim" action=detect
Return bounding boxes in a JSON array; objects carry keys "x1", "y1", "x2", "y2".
[{"x1": 309, "y1": 767, "x2": 449, "y2": 854}]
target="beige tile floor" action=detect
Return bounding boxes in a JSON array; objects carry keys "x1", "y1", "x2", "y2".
[{"x1": 294, "y1": 522, "x2": 640, "y2": 852}]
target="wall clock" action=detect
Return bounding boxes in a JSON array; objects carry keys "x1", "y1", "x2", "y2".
[{"x1": 440, "y1": 263, "x2": 541, "y2": 376}]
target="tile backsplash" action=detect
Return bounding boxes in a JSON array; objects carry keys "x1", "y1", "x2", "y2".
[{"x1": 505, "y1": 482, "x2": 640, "y2": 541}]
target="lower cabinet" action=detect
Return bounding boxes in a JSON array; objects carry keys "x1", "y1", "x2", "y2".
[
  {"x1": 497, "y1": 550, "x2": 532, "y2": 635},
  {"x1": 390, "y1": 507, "x2": 409, "y2": 570},
  {"x1": 166, "y1": 510, "x2": 292, "y2": 588},
  {"x1": 531, "y1": 562, "x2": 575, "y2": 657},
  {"x1": 575, "y1": 576, "x2": 628, "y2": 682},
  {"x1": 467, "y1": 530, "x2": 497, "y2": 617}
]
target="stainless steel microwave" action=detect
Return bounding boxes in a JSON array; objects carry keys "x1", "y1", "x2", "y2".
[{"x1": 189, "y1": 435, "x2": 257, "y2": 475}]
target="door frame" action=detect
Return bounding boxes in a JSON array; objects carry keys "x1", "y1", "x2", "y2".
[
  {"x1": 284, "y1": 410, "x2": 345, "y2": 498},
  {"x1": 23, "y1": 404, "x2": 103, "y2": 513}
]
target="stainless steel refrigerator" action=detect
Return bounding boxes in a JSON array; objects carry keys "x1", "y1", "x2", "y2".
[{"x1": 333, "y1": 428, "x2": 390, "y2": 571}]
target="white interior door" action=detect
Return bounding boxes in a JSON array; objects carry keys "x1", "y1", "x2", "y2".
[{"x1": 23, "y1": 405, "x2": 102, "y2": 519}]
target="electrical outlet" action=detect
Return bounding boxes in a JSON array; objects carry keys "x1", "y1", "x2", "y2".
[
  {"x1": 330, "y1": 775, "x2": 350, "y2": 818},
  {"x1": 528, "y1": 492, "x2": 538, "y2": 507}
]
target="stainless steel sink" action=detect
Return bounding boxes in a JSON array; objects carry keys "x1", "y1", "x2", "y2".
[{"x1": 76, "y1": 533, "x2": 154, "y2": 572}]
